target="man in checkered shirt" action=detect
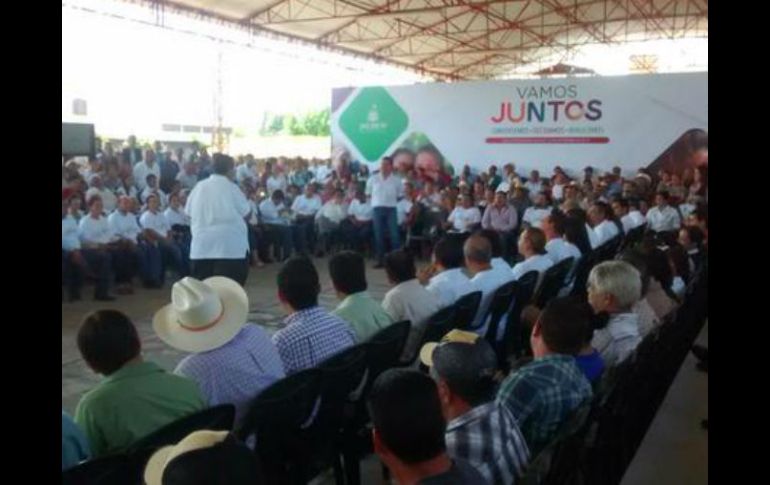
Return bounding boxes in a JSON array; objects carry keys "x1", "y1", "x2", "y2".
[
  {"x1": 421, "y1": 330, "x2": 530, "y2": 485},
  {"x1": 272, "y1": 257, "x2": 357, "y2": 374},
  {"x1": 497, "y1": 297, "x2": 592, "y2": 455}
]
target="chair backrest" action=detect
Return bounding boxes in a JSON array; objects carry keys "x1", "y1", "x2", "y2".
[
  {"x1": 482, "y1": 280, "x2": 518, "y2": 345},
  {"x1": 365, "y1": 320, "x2": 411, "y2": 385},
  {"x1": 128, "y1": 404, "x2": 236, "y2": 453},
  {"x1": 500, "y1": 271, "x2": 539, "y2": 361},
  {"x1": 534, "y1": 257, "x2": 574, "y2": 308},
  {"x1": 236, "y1": 368, "x2": 323, "y2": 443},
  {"x1": 452, "y1": 291, "x2": 483, "y2": 331},
  {"x1": 62, "y1": 453, "x2": 133, "y2": 485},
  {"x1": 316, "y1": 344, "x2": 370, "y2": 432},
  {"x1": 420, "y1": 305, "x2": 458, "y2": 346},
  {"x1": 569, "y1": 252, "x2": 596, "y2": 298}
]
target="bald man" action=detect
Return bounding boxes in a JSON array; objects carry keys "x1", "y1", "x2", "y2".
[{"x1": 465, "y1": 233, "x2": 516, "y2": 339}]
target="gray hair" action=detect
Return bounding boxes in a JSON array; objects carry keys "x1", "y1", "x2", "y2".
[{"x1": 588, "y1": 260, "x2": 642, "y2": 309}]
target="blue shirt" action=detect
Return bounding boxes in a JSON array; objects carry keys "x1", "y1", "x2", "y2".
[
  {"x1": 272, "y1": 306, "x2": 357, "y2": 374},
  {"x1": 575, "y1": 350, "x2": 605, "y2": 383},
  {"x1": 62, "y1": 411, "x2": 90, "y2": 470},
  {"x1": 175, "y1": 324, "x2": 286, "y2": 426}
]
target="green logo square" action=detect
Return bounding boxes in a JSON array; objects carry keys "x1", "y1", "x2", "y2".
[{"x1": 339, "y1": 87, "x2": 409, "y2": 161}]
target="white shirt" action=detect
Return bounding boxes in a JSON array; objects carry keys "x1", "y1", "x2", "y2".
[
  {"x1": 317, "y1": 201, "x2": 347, "y2": 224},
  {"x1": 551, "y1": 183, "x2": 565, "y2": 201},
  {"x1": 133, "y1": 161, "x2": 160, "y2": 190},
  {"x1": 368, "y1": 173, "x2": 402, "y2": 208},
  {"x1": 511, "y1": 254, "x2": 554, "y2": 281},
  {"x1": 586, "y1": 223, "x2": 600, "y2": 249},
  {"x1": 313, "y1": 165, "x2": 332, "y2": 183},
  {"x1": 678, "y1": 203, "x2": 696, "y2": 220},
  {"x1": 140, "y1": 210, "x2": 171, "y2": 237},
  {"x1": 593, "y1": 220, "x2": 620, "y2": 247},
  {"x1": 496, "y1": 180, "x2": 511, "y2": 194},
  {"x1": 79, "y1": 214, "x2": 115, "y2": 245},
  {"x1": 633, "y1": 298, "x2": 660, "y2": 338},
  {"x1": 672, "y1": 276, "x2": 686, "y2": 299},
  {"x1": 348, "y1": 199, "x2": 373, "y2": 222},
  {"x1": 382, "y1": 279, "x2": 440, "y2": 335},
  {"x1": 164, "y1": 207, "x2": 190, "y2": 227},
  {"x1": 628, "y1": 210, "x2": 646, "y2": 228},
  {"x1": 491, "y1": 257, "x2": 510, "y2": 271},
  {"x1": 291, "y1": 194, "x2": 322, "y2": 216},
  {"x1": 545, "y1": 238, "x2": 581, "y2": 265},
  {"x1": 448, "y1": 206, "x2": 482, "y2": 232},
  {"x1": 86, "y1": 187, "x2": 117, "y2": 213},
  {"x1": 176, "y1": 171, "x2": 198, "y2": 190},
  {"x1": 525, "y1": 180, "x2": 542, "y2": 198},
  {"x1": 396, "y1": 199, "x2": 414, "y2": 226},
  {"x1": 259, "y1": 199, "x2": 288, "y2": 225},
  {"x1": 591, "y1": 313, "x2": 642, "y2": 367},
  {"x1": 522, "y1": 206, "x2": 552, "y2": 229},
  {"x1": 62, "y1": 215, "x2": 81, "y2": 251},
  {"x1": 470, "y1": 265, "x2": 516, "y2": 331},
  {"x1": 266, "y1": 174, "x2": 288, "y2": 196},
  {"x1": 108, "y1": 210, "x2": 141, "y2": 243},
  {"x1": 426, "y1": 268, "x2": 472, "y2": 309},
  {"x1": 185, "y1": 174, "x2": 251, "y2": 260},
  {"x1": 235, "y1": 164, "x2": 255, "y2": 184},
  {"x1": 139, "y1": 187, "x2": 169, "y2": 208},
  {"x1": 646, "y1": 205, "x2": 681, "y2": 232}
]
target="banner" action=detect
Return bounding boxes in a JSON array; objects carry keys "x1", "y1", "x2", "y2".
[{"x1": 330, "y1": 72, "x2": 707, "y2": 180}]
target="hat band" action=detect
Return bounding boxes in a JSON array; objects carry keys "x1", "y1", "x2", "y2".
[{"x1": 177, "y1": 300, "x2": 226, "y2": 332}]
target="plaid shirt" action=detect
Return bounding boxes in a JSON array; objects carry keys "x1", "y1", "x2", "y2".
[
  {"x1": 446, "y1": 401, "x2": 530, "y2": 485},
  {"x1": 496, "y1": 354, "x2": 592, "y2": 454},
  {"x1": 272, "y1": 306, "x2": 357, "y2": 374}
]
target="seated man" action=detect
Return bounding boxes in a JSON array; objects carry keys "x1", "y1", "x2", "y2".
[
  {"x1": 542, "y1": 212, "x2": 581, "y2": 265},
  {"x1": 342, "y1": 189, "x2": 374, "y2": 253},
  {"x1": 290, "y1": 183, "x2": 322, "y2": 255},
  {"x1": 481, "y1": 190, "x2": 518, "y2": 261},
  {"x1": 368, "y1": 369, "x2": 488, "y2": 485},
  {"x1": 511, "y1": 227, "x2": 554, "y2": 282},
  {"x1": 421, "y1": 330, "x2": 530, "y2": 484},
  {"x1": 143, "y1": 430, "x2": 262, "y2": 485},
  {"x1": 466, "y1": 233, "x2": 516, "y2": 336},
  {"x1": 420, "y1": 236, "x2": 473, "y2": 310},
  {"x1": 446, "y1": 193, "x2": 482, "y2": 233},
  {"x1": 382, "y1": 250, "x2": 441, "y2": 361},
  {"x1": 479, "y1": 229, "x2": 511, "y2": 271},
  {"x1": 587, "y1": 261, "x2": 643, "y2": 367},
  {"x1": 154, "y1": 277, "x2": 285, "y2": 427},
  {"x1": 315, "y1": 189, "x2": 347, "y2": 257},
  {"x1": 330, "y1": 251, "x2": 393, "y2": 342},
  {"x1": 107, "y1": 195, "x2": 146, "y2": 294},
  {"x1": 588, "y1": 202, "x2": 620, "y2": 247},
  {"x1": 75, "y1": 310, "x2": 205, "y2": 456},
  {"x1": 139, "y1": 173, "x2": 169, "y2": 209},
  {"x1": 259, "y1": 189, "x2": 294, "y2": 262},
  {"x1": 521, "y1": 191, "x2": 553, "y2": 229},
  {"x1": 272, "y1": 257, "x2": 357, "y2": 374},
  {"x1": 497, "y1": 298, "x2": 593, "y2": 455},
  {"x1": 63, "y1": 193, "x2": 113, "y2": 302},
  {"x1": 646, "y1": 191, "x2": 682, "y2": 238},
  {"x1": 140, "y1": 194, "x2": 188, "y2": 286}
]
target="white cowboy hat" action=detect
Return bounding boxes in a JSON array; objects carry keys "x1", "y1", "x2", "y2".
[
  {"x1": 143, "y1": 430, "x2": 228, "y2": 485},
  {"x1": 153, "y1": 276, "x2": 248, "y2": 353}
]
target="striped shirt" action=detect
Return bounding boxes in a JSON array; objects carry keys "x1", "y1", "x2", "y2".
[
  {"x1": 272, "y1": 306, "x2": 357, "y2": 374},
  {"x1": 175, "y1": 324, "x2": 286, "y2": 426},
  {"x1": 446, "y1": 401, "x2": 530, "y2": 485},
  {"x1": 497, "y1": 354, "x2": 592, "y2": 455}
]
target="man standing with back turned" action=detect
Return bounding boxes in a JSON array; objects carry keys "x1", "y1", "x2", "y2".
[{"x1": 185, "y1": 153, "x2": 252, "y2": 286}]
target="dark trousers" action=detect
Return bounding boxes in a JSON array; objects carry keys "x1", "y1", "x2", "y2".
[
  {"x1": 292, "y1": 215, "x2": 316, "y2": 255},
  {"x1": 63, "y1": 249, "x2": 112, "y2": 299},
  {"x1": 341, "y1": 220, "x2": 373, "y2": 253},
  {"x1": 372, "y1": 207, "x2": 400, "y2": 263},
  {"x1": 110, "y1": 244, "x2": 140, "y2": 284},
  {"x1": 191, "y1": 258, "x2": 249, "y2": 286},
  {"x1": 262, "y1": 223, "x2": 293, "y2": 261}
]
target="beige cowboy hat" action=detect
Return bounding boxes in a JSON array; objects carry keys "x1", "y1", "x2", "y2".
[
  {"x1": 153, "y1": 276, "x2": 248, "y2": 353},
  {"x1": 143, "y1": 430, "x2": 227, "y2": 485}
]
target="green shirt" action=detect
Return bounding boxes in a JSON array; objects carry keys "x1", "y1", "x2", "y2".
[
  {"x1": 75, "y1": 361, "x2": 205, "y2": 457},
  {"x1": 333, "y1": 292, "x2": 394, "y2": 342}
]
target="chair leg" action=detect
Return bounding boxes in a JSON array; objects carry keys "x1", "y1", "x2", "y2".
[{"x1": 333, "y1": 454, "x2": 345, "y2": 485}]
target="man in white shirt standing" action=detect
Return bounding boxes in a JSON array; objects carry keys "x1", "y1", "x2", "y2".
[
  {"x1": 646, "y1": 191, "x2": 682, "y2": 236},
  {"x1": 133, "y1": 150, "x2": 160, "y2": 191},
  {"x1": 291, "y1": 183, "x2": 323, "y2": 256},
  {"x1": 185, "y1": 154, "x2": 252, "y2": 286},
  {"x1": 368, "y1": 157, "x2": 402, "y2": 268}
]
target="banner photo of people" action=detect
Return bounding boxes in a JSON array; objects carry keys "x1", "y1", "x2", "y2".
[{"x1": 330, "y1": 72, "x2": 707, "y2": 181}]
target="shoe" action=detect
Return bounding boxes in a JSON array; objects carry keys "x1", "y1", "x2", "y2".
[{"x1": 94, "y1": 294, "x2": 116, "y2": 302}]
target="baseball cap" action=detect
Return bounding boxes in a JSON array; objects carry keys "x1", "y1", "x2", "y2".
[
  {"x1": 419, "y1": 330, "x2": 498, "y2": 392},
  {"x1": 144, "y1": 430, "x2": 259, "y2": 485}
]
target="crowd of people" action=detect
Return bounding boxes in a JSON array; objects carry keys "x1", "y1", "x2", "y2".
[{"x1": 63, "y1": 136, "x2": 708, "y2": 484}]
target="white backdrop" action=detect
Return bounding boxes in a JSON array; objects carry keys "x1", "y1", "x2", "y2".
[{"x1": 331, "y1": 72, "x2": 707, "y2": 177}]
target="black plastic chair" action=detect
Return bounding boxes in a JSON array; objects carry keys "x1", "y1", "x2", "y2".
[
  {"x1": 128, "y1": 404, "x2": 236, "y2": 453},
  {"x1": 451, "y1": 291, "x2": 483, "y2": 331},
  {"x1": 364, "y1": 320, "x2": 411, "y2": 393},
  {"x1": 482, "y1": 280, "x2": 518, "y2": 347},
  {"x1": 569, "y1": 251, "x2": 596, "y2": 298},
  {"x1": 501, "y1": 270, "x2": 539, "y2": 362},
  {"x1": 533, "y1": 257, "x2": 574, "y2": 308},
  {"x1": 420, "y1": 304, "x2": 458, "y2": 345},
  {"x1": 62, "y1": 453, "x2": 133, "y2": 485},
  {"x1": 236, "y1": 368, "x2": 323, "y2": 485}
]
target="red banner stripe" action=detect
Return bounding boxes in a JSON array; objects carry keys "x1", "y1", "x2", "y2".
[{"x1": 485, "y1": 136, "x2": 610, "y2": 144}]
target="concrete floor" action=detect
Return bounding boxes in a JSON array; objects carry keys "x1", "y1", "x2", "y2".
[{"x1": 62, "y1": 260, "x2": 707, "y2": 484}]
